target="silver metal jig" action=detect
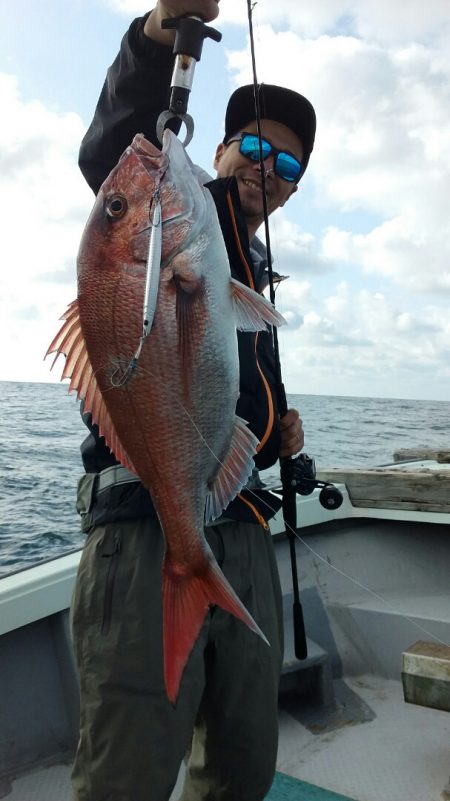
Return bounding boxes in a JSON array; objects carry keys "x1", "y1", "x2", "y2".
[{"x1": 142, "y1": 194, "x2": 162, "y2": 338}]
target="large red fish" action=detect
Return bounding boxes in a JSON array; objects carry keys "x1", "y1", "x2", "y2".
[{"x1": 47, "y1": 131, "x2": 285, "y2": 702}]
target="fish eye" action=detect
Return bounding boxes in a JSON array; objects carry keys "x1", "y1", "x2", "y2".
[{"x1": 106, "y1": 194, "x2": 128, "y2": 219}]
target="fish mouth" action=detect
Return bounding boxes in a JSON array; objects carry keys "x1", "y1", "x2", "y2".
[
  {"x1": 130, "y1": 130, "x2": 206, "y2": 238},
  {"x1": 130, "y1": 133, "x2": 169, "y2": 178},
  {"x1": 128, "y1": 132, "x2": 196, "y2": 184},
  {"x1": 125, "y1": 129, "x2": 193, "y2": 194},
  {"x1": 133, "y1": 133, "x2": 163, "y2": 160}
]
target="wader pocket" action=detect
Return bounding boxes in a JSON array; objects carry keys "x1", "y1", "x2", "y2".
[
  {"x1": 100, "y1": 530, "x2": 122, "y2": 635},
  {"x1": 76, "y1": 473, "x2": 98, "y2": 533}
]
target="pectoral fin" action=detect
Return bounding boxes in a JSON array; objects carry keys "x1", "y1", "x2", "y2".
[{"x1": 230, "y1": 278, "x2": 286, "y2": 331}]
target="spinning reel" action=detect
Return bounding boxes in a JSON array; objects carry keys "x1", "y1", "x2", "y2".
[{"x1": 280, "y1": 453, "x2": 343, "y2": 510}]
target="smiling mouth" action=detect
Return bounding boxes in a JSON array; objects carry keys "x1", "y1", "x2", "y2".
[{"x1": 241, "y1": 177, "x2": 267, "y2": 194}]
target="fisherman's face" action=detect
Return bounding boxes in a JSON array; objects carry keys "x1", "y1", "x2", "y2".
[{"x1": 214, "y1": 119, "x2": 304, "y2": 236}]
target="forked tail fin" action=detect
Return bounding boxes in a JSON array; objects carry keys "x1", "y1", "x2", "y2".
[{"x1": 162, "y1": 554, "x2": 269, "y2": 704}]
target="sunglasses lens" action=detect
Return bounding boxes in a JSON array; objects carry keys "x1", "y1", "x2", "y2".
[
  {"x1": 238, "y1": 134, "x2": 302, "y2": 182},
  {"x1": 240, "y1": 134, "x2": 266, "y2": 161},
  {"x1": 276, "y1": 152, "x2": 302, "y2": 182}
]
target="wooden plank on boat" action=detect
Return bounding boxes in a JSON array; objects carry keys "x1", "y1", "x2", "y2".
[
  {"x1": 393, "y1": 447, "x2": 450, "y2": 463},
  {"x1": 402, "y1": 640, "x2": 450, "y2": 712},
  {"x1": 315, "y1": 467, "x2": 450, "y2": 512}
]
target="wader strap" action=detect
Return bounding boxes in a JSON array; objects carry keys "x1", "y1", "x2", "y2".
[
  {"x1": 95, "y1": 464, "x2": 263, "y2": 494},
  {"x1": 76, "y1": 465, "x2": 268, "y2": 532},
  {"x1": 97, "y1": 464, "x2": 140, "y2": 493},
  {"x1": 76, "y1": 473, "x2": 99, "y2": 533}
]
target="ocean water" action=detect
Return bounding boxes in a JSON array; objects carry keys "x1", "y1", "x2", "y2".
[{"x1": 0, "y1": 380, "x2": 449, "y2": 577}]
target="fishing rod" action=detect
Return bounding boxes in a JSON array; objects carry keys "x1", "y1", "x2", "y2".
[
  {"x1": 245, "y1": 0, "x2": 342, "y2": 660},
  {"x1": 156, "y1": 5, "x2": 342, "y2": 660}
]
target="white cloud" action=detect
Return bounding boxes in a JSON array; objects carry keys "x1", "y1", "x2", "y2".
[
  {"x1": 277, "y1": 279, "x2": 450, "y2": 398},
  {"x1": 2, "y1": 3, "x2": 449, "y2": 402},
  {"x1": 226, "y1": 24, "x2": 450, "y2": 295},
  {"x1": 260, "y1": 212, "x2": 332, "y2": 278},
  {"x1": 252, "y1": 0, "x2": 450, "y2": 43},
  {"x1": 103, "y1": 0, "x2": 450, "y2": 45},
  {"x1": 0, "y1": 73, "x2": 92, "y2": 382},
  {"x1": 322, "y1": 210, "x2": 450, "y2": 293}
]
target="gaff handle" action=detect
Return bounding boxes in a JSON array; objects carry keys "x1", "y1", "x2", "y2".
[
  {"x1": 162, "y1": 15, "x2": 222, "y2": 116},
  {"x1": 162, "y1": 15, "x2": 222, "y2": 61}
]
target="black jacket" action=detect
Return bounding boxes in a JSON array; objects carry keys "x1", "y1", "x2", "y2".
[{"x1": 78, "y1": 14, "x2": 282, "y2": 526}]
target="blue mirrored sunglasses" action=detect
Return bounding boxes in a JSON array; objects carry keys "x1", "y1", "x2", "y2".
[{"x1": 227, "y1": 131, "x2": 302, "y2": 183}]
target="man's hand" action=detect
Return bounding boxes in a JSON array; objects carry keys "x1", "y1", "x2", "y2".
[
  {"x1": 144, "y1": 1, "x2": 220, "y2": 45},
  {"x1": 279, "y1": 409, "x2": 304, "y2": 458}
]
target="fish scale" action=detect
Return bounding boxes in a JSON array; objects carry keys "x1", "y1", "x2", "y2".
[{"x1": 47, "y1": 129, "x2": 286, "y2": 703}]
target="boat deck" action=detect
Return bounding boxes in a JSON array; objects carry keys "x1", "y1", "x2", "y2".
[
  {"x1": 2, "y1": 487, "x2": 449, "y2": 801},
  {"x1": 4, "y1": 674, "x2": 449, "y2": 801}
]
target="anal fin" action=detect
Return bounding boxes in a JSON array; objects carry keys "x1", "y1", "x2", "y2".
[{"x1": 205, "y1": 416, "x2": 259, "y2": 523}]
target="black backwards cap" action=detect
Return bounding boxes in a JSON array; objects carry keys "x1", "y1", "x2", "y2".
[{"x1": 223, "y1": 83, "x2": 317, "y2": 175}]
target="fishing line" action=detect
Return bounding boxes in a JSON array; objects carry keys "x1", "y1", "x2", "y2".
[
  {"x1": 65, "y1": 328, "x2": 449, "y2": 649},
  {"x1": 290, "y1": 530, "x2": 450, "y2": 647},
  {"x1": 242, "y1": 486, "x2": 449, "y2": 648},
  {"x1": 244, "y1": 487, "x2": 450, "y2": 647},
  {"x1": 111, "y1": 361, "x2": 448, "y2": 649},
  {"x1": 70, "y1": 8, "x2": 447, "y2": 649}
]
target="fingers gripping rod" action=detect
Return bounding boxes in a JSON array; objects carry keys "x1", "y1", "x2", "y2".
[{"x1": 156, "y1": 15, "x2": 222, "y2": 147}]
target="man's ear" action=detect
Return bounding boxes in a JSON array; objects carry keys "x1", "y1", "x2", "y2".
[
  {"x1": 279, "y1": 184, "x2": 298, "y2": 207},
  {"x1": 213, "y1": 142, "x2": 226, "y2": 170}
]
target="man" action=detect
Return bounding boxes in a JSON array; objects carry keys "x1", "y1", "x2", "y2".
[{"x1": 71, "y1": 2, "x2": 315, "y2": 799}]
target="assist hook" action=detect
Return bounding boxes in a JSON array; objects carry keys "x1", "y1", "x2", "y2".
[{"x1": 156, "y1": 15, "x2": 222, "y2": 147}]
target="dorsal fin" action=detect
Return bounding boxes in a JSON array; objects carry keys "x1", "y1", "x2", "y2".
[
  {"x1": 205, "y1": 415, "x2": 259, "y2": 523},
  {"x1": 45, "y1": 300, "x2": 136, "y2": 474}
]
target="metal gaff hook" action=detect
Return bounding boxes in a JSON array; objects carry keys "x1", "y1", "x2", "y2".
[{"x1": 156, "y1": 15, "x2": 222, "y2": 146}]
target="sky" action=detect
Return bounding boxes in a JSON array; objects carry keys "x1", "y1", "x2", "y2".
[{"x1": 0, "y1": 0, "x2": 449, "y2": 400}]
